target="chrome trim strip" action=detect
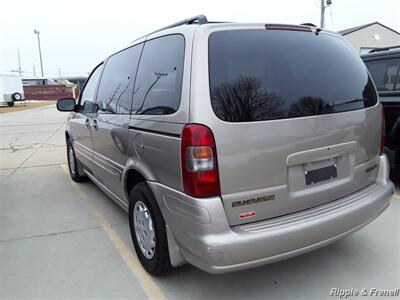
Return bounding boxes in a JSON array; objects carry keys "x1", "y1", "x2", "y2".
[
  {"x1": 74, "y1": 148, "x2": 92, "y2": 162},
  {"x1": 74, "y1": 142, "x2": 92, "y2": 153},
  {"x1": 93, "y1": 150, "x2": 125, "y2": 170},
  {"x1": 93, "y1": 153, "x2": 123, "y2": 172},
  {"x1": 74, "y1": 142, "x2": 124, "y2": 177},
  {"x1": 92, "y1": 151, "x2": 124, "y2": 177},
  {"x1": 129, "y1": 126, "x2": 181, "y2": 139},
  {"x1": 92, "y1": 157, "x2": 120, "y2": 177},
  {"x1": 84, "y1": 170, "x2": 128, "y2": 212}
]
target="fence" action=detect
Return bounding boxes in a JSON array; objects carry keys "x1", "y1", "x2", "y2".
[{"x1": 23, "y1": 85, "x2": 76, "y2": 101}]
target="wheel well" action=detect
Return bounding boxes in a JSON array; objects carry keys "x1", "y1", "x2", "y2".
[
  {"x1": 125, "y1": 169, "x2": 146, "y2": 196},
  {"x1": 65, "y1": 131, "x2": 70, "y2": 142}
]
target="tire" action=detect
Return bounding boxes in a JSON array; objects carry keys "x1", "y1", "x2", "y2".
[
  {"x1": 66, "y1": 139, "x2": 87, "y2": 182},
  {"x1": 7, "y1": 101, "x2": 14, "y2": 107},
  {"x1": 12, "y1": 92, "x2": 22, "y2": 101},
  {"x1": 129, "y1": 182, "x2": 172, "y2": 276}
]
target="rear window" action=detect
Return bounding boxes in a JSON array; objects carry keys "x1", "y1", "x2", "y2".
[
  {"x1": 364, "y1": 58, "x2": 400, "y2": 92},
  {"x1": 209, "y1": 29, "x2": 378, "y2": 122}
]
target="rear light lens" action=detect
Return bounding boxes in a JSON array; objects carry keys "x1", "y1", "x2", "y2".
[
  {"x1": 181, "y1": 124, "x2": 221, "y2": 198},
  {"x1": 380, "y1": 104, "x2": 385, "y2": 155}
]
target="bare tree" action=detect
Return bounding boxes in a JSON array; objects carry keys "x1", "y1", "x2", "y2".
[
  {"x1": 211, "y1": 76, "x2": 285, "y2": 122},
  {"x1": 288, "y1": 96, "x2": 335, "y2": 117}
]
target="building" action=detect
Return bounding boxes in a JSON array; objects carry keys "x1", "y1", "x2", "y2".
[{"x1": 338, "y1": 22, "x2": 400, "y2": 54}]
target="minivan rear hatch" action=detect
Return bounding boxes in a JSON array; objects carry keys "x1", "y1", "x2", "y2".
[{"x1": 207, "y1": 27, "x2": 380, "y2": 226}]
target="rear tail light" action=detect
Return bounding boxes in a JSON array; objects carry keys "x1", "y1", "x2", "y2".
[
  {"x1": 181, "y1": 124, "x2": 221, "y2": 198},
  {"x1": 380, "y1": 104, "x2": 385, "y2": 155}
]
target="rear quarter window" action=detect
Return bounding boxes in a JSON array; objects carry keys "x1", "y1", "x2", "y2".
[
  {"x1": 209, "y1": 29, "x2": 378, "y2": 122},
  {"x1": 132, "y1": 34, "x2": 185, "y2": 115}
]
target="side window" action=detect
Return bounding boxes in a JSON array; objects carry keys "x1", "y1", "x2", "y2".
[
  {"x1": 365, "y1": 58, "x2": 400, "y2": 92},
  {"x1": 80, "y1": 64, "x2": 103, "y2": 113},
  {"x1": 96, "y1": 44, "x2": 143, "y2": 114},
  {"x1": 132, "y1": 35, "x2": 185, "y2": 115}
]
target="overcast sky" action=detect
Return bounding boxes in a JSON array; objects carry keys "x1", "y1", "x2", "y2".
[{"x1": 1, "y1": 0, "x2": 399, "y2": 78}]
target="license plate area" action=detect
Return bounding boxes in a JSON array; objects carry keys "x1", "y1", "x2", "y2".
[{"x1": 305, "y1": 164, "x2": 337, "y2": 185}]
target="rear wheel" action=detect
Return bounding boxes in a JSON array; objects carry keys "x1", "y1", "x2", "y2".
[
  {"x1": 66, "y1": 139, "x2": 86, "y2": 182},
  {"x1": 12, "y1": 92, "x2": 22, "y2": 101},
  {"x1": 129, "y1": 182, "x2": 172, "y2": 276}
]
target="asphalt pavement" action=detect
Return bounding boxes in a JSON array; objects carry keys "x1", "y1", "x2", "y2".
[{"x1": 0, "y1": 104, "x2": 399, "y2": 300}]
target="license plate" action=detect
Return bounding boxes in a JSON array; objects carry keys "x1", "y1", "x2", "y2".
[{"x1": 305, "y1": 165, "x2": 337, "y2": 185}]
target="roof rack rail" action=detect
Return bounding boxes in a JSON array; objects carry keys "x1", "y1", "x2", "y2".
[
  {"x1": 142, "y1": 15, "x2": 208, "y2": 39},
  {"x1": 368, "y1": 45, "x2": 400, "y2": 53},
  {"x1": 301, "y1": 23, "x2": 317, "y2": 27},
  {"x1": 132, "y1": 15, "x2": 208, "y2": 43}
]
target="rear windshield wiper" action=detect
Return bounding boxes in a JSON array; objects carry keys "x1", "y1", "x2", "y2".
[{"x1": 325, "y1": 98, "x2": 368, "y2": 108}]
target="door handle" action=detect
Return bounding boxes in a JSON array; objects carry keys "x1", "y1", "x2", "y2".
[
  {"x1": 92, "y1": 119, "x2": 98, "y2": 131},
  {"x1": 85, "y1": 119, "x2": 90, "y2": 129}
]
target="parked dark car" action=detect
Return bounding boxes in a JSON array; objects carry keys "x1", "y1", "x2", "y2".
[{"x1": 362, "y1": 46, "x2": 400, "y2": 173}]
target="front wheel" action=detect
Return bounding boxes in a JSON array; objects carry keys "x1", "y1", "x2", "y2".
[
  {"x1": 66, "y1": 139, "x2": 86, "y2": 182},
  {"x1": 129, "y1": 182, "x2": 172, "y2": 276}
]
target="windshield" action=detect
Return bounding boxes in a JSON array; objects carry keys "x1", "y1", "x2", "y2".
[{"x1": 209, "y1": 29, "x2": 378, "y2": 122}]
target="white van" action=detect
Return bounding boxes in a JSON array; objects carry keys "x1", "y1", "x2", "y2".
[{"x1": 0, "y1": 73, "x2": 25, "y2": 107}]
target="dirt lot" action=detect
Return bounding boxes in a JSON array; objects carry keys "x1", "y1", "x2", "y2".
[
  {"x1": 0, "y1": 105, "x2": 399, "y2": 300},
  {"x1": 0, "y1": 101, "x2": 55, "y2": 114}
]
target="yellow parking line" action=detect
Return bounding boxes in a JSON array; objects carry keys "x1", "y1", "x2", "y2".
[{"x1": 61, "y1": 165, "x2": 166, "y2": 300}]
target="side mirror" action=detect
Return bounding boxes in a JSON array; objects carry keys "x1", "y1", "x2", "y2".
[{"x1": 57, "y1": 98, "x2": 76, "y2": 112}]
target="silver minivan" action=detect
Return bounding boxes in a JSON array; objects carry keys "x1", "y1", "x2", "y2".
[{"x1": 57, "y1": 16, "x2": 394, "y2": 275}]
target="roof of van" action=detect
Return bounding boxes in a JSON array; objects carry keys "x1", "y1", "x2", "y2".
[
  {"x1": 132, "y1": 15, "x2": 335, "y2": 43},
  {"x1": 106, "y1": 16, "x2": 339, "y2": 64},
  {"x1": 361, "y1": 45, "x2": 400, "y2": 58}
]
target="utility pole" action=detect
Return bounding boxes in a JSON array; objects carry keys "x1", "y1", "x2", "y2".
[
  {"x1": 320, "y1": 0, "x2": 332, "y2": 28},
  {"x1": 17, "y1": 49, "x2": 22, "y2": 75},
  {"x1": 34, "y1": 29, "x2": 44, "y2": 77},
  {"x1": 58, "y1": 68, "x2": 61, "y2": 79},
  {"x1": 33, "y1": 65, "x2": 36, "y2": 77}
]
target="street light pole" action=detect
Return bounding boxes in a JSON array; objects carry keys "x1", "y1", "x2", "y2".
[
  {"x1": 320, "y1": 0, "x2": 332, "y2": 28},
  {"x1": 34, "y1": 29, "x2": 44, "y2": 77},
  {"x1": 17, "y1": 49, "x2": 22, "y2": 75},
  {"x1": 320, "y1": 0, "x2": 325, "y2": 28}
]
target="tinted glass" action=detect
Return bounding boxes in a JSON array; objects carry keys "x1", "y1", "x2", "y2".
[
  {"x1": 80, "y1": 64, "x2": 103, "y2": 113},
  {"x1": 96, "y1": 44, "x2": 143, "y2": 114},
  {"x1": 132, "y1": 35, "x2": 185, "y2": 115},
  {"x1": 209, "y1": 30, "x2": 378, "y2": 122},
  {"x1": 364, "y1": 58, "x2": 400, "y2": 92}
]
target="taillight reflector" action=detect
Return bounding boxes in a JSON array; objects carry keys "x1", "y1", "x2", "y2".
[
  {"x1": 380, "y1": 104, "x2": 385, "y2": 155},
  {"x1": 181, "y1": 124, "x2": 221, "y2": 198}
]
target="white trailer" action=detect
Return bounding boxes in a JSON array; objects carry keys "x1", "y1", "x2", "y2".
[{"x1": 0, "y1": 73, "x2": 25, "y2": 107}]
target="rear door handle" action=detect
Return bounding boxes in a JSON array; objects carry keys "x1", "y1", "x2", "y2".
[
  {"x1": 92, "y1": 119, "x2": 98, "y2": 131},
  {"x1": 85, "y1": 119, "x2": 90, "y2": 129}
]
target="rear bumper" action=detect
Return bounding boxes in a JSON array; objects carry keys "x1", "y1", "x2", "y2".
[
  {"x1": 149, "y1": 155, "x2": 394, "y2": 274},
  {"x1": 384, "y1": 146, "x2": 399, "y2": 170}
]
